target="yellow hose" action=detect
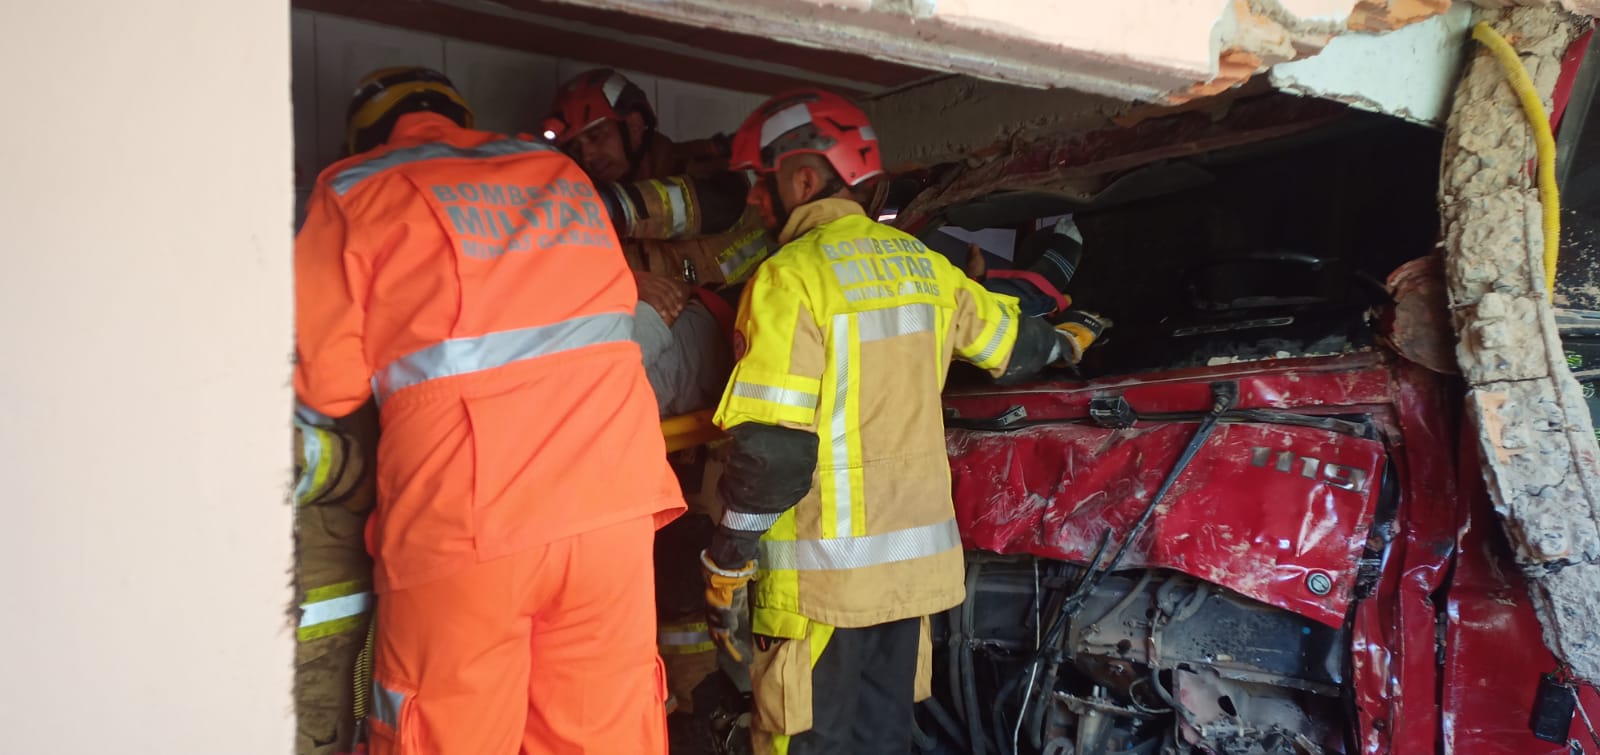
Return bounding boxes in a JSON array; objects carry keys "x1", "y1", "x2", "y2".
[{"x1": 1472, "y1": 21, "x2": 1561, "y2": 301}]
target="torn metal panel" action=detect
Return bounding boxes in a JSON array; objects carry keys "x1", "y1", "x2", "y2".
[{"x1": 1381, "y1": 255, "x2": 1460, "y2": 373}]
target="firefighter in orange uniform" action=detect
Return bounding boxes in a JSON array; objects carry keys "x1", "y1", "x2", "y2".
[{"x1": 296, "y1": 66, "x2": 684, "y2": 754}]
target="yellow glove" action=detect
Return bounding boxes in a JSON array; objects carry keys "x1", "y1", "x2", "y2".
[
  {"x1": 1055, "y1": 311, "x2": 1112, "y2": 364},
  {"x1": 701, "y1": 551, "x2": 755, "y2": 664}
]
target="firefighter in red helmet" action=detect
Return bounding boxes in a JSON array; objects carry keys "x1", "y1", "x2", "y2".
[
  {"x1": 701, "y1": 89, "x2": 1106, "y2": 754},
  {"x1": 546, "y1": 69, "x2": 772, "y2": 304}
]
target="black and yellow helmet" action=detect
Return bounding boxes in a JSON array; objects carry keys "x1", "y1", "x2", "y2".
[{"x1": 345, "y1": 67, "x2": 474, "y2": 155}]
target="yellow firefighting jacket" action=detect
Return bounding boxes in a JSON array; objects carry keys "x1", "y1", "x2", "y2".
[
  {"x1": 293, "y1": 406, "x2": 377, "y2": 755},
  {"x1": 294, "y1": 416, "x2": 367, "y2": 512},
  {"x1": 625, "y1": 132, "x2": 772, "y2": 285},
  {"x1": 713, "y1": 199, "x2": 1024, "y2": 636},
  {"x1": 293, "y1": 409, "x2": 375, "y2": 646}
]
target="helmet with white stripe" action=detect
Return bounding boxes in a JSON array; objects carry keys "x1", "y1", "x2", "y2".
[
  {"x1": 544, "y1": 69, "x2": 657, "y2": 146},
  {"x1": 730, "y1": 89, "x2": 882, "y2": 186}
]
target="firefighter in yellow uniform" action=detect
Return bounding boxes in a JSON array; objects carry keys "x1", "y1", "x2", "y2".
[
  {"x1": 699, "y1": 90, "x2": 1107, "y2": 755},
  {"x1": 292, "y1": 404, "x2": 379, "y2": 755}
]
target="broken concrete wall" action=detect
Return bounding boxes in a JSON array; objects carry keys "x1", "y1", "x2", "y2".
[
  {"x1": 560, "y1": 0, "x2": 1465, "y2": 104},
  {"x1": 1269, "y1": 3, "x2": 1474, "y2": 126},
  {"x1": 861, "y1": 77, "x2": 1131, "y2": 169},
  {"x1": 1440, "y1": 4, "x2": 1600, "y2": 683}
]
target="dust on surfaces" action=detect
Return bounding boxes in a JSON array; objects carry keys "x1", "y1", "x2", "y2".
[
  {"x1": 1441, "y1": 6, "x2": 1600, "y2": 685},
  {"x1": 863, "y1": 76, "x2": 1127, "y2": 168}
]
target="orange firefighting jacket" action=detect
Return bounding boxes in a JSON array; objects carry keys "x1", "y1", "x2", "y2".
[{"x1": 296, "y1": 112, "x2": 684, "y2": 592}]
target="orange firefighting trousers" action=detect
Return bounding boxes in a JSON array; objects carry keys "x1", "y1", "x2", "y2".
[{"x1": 368, "y1": 514, "x2": 666, "y2": 755}]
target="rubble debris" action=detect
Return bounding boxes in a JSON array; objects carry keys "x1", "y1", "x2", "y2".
[{"x1": 1440, "y1": 5, "x2": 1600, "y2": 683}]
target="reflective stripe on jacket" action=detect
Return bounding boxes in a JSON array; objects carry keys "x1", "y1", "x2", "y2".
[
  {"x1": 712, "y1": 199, "x2": 1023, "y2": 635},
  {"x1": 296, "y1": 112, "x2": 684, "y2": 591},
  {"x1": 623, "y1": 133, "x2": 774, "y2": 286},
  {"x1": 292, "y1": 410, "x2": 376, "y2": 643},
  {"x1": 658, "y1": 620, "x2": 717, "y2": 656},
  {"x1": 293, "y1": 413, "x2": 367, "y2": 508}
]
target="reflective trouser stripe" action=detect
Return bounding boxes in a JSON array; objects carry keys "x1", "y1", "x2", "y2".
[
  {"x1": 297, "y1": 581, "x2": 372, "y2": 642},
  {"x1": 372, "y1": 312, "x2": 634, "y2": 403},
  {"x1": 758, "y1": 519, "x2": 962, "y2": 572},
  {"x1": 372, "y1": 679, "x2": 406, "y2": 733},
  {"x1": 658, "y1": 622, "x2": 716, "y2": 655}
]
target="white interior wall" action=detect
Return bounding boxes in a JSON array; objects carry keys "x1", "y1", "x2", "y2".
[{"x1": 293, "y1": 10, "x2": 766, "y2": 192}]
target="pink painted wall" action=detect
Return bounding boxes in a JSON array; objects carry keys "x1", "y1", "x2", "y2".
[{"x1": 0, "y1": 0, "x2": 296, "y2": 750}]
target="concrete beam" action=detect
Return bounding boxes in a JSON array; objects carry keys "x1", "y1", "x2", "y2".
[
  {"x1": 1439, "y1": 4, "x2": 1600, "y2": 684},
  {"x1": 550, "y1": 0, "x2": 1464, "y2": 103},
  {"x1": 1269, "y1": 3, "x2": 1474, "y2": 126}
]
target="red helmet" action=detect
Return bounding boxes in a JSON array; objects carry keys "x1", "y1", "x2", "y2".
[
  {"x1": 730, "y1": 89, "x2": 882, "y2": 186},
  {"x1": 543, "y1": 69, "x2": 656, "y2": 146}
]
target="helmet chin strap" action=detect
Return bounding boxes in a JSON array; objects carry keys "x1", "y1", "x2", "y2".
[
  {"x1": 620, "y1": 121, "x2": 651, "y2": 181},
  {"x1": 765, "y1": 171, "x2": 847, "y2": 236},
  {"x1": 765, "y1": 173, "x2": 793, "y2": 235}
]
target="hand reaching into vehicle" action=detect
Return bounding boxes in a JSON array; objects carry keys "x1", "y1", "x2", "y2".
[
  {"x1": 636, "y1": 271, "x2": 693, "y2": 326},
  {"x1": 965, "y1": 242, "x2": 986, "y2": 280},
  {"x1": 1054, "y1": 310, "x2": 1112, "y2": 365}
]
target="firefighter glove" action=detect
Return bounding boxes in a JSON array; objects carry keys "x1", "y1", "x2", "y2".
[
  {"x1": 701, "y1": 550, "x2": 756, "y2": 665},
  {"x1": 1054, "y1": 311, "x2": 1112, "y2": 365}
]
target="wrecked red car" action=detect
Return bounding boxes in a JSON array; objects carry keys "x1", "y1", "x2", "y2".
[{"x1": 883, "y1": 87, "x2": 1600, "y2": 754}]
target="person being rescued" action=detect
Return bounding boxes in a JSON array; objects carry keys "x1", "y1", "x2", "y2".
[
  {"x1": 925, "y1": 215, "x2": 1092, "y2": 321},
  {"x1": 544, "y1": 69, "x2": 781, "y2": 750},
  {"x1": 544, "y1": 69, "x2": 775, "y2": 419}
]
